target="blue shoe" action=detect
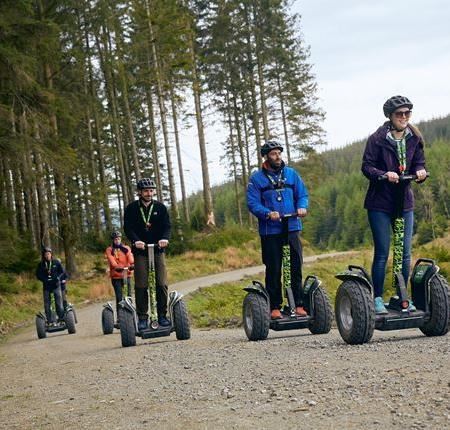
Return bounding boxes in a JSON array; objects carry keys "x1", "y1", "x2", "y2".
[
  {"x1": 158, "y1": 316, "x2": 171, "y2": 327},
  {"x1": 408, "y1": 301, "x2": 417, "y2": 312},
  {"x1": 138, "y1": 319, "x2": 148, "y2": 331},
  {"x1": 374, "y1": 297, "x2": 388, "y2": 314}
]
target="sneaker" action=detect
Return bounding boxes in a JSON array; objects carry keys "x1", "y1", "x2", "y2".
[
  {"x1": 158, "y1": 316, "x2": 171, "y2": 327},
  {"x1": 138, "y1": 319, "x2": 148, "y2": 331},
  {"x1": 295, "y1": 306, "x2": 307, "y2": 317},
  {"x1": 271, "y1": 309, "x2": 282, "y2": 319},
  {"x1": 374, "y1": 297, "x2": 388, "y2": 314},
  {"x1": 408, "y1": 301, "x2": 417, "y2": 312}
]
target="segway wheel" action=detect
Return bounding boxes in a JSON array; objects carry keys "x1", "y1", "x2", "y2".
[
  {"x1": 308, "y1": 286, "x2": 333, "y2": 335},
  {"x1": 72, "y1": 307, "x2": 78, "y2": 324},
  {"x1": 101, "y1": 307, "x2": 114, "y2": 335},
  {"x1": 242, "y1": 293, "x2": 269, "y2": 341},
  {"x1": 420, "y1": 274, "x2": 450, "y2": 337},
  {"x1": 335, "y1": 280, "x2": 374, "y2": 344},
  {"x1": 36, "y1": 316, "x2": 47, "y2": 339},
  {"x1": 173, "y1": 300, "x2": 191, "y2": 340},
  {"x1": 65, "y1": 310, "x2": 76, "y2": 334},
  {"x1": 119, "y1": 308, "x2": 136, "y2": 347}
]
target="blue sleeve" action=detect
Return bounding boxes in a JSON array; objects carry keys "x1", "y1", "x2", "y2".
[
  {"x1": 293, "y1": 171, "x2": 309, "y2": 209},
  {"x1": 247, "y1": 175, "x2": 270, "y2": 220}
]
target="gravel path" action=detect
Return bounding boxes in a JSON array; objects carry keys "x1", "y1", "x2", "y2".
[{"x1": 1, "y1": 256, "x2": 449, "y2": 429}]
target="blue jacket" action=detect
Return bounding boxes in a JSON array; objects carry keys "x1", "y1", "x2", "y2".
[{"x1": 247, "y1": 162, "x2": 309, "y2": 235}]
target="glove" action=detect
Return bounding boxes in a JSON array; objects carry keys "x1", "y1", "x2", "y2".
[
  {"x1": 129, "y1": 265, "x2": 135, "y2": 271},
  {"x1": 115, "y1": 267, "x2": 124, "y2": 273}
]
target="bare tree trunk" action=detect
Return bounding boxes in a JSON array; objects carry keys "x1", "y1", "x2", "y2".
[
  {"x1": 225, "y1": 92, "x2": 243, "y2": 226},
  {"x1": 145, "y1": 2, "x2": 179, "y2": 217},
  {"x1": 169, "y1": 77, "x2": 190, "y2": 222},
  {"x1": 1, "y1": 156, "x2": 16, "y2": 229},
  {"x1": 276, "y1": 71, "x2": 291, "y2": 164},
  {"x1": 34, "y1": 148, "x2": 50, "y2": 246}
]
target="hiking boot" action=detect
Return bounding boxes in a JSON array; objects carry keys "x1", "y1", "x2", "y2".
[
  {"x1": 271, "y1": 309, "x2": 282, "y2": 319},
  {"x1": 407, "y1": 301, "x2": 417, "y2": 312},
  {"x1": 295, "y1": 306, "x2": 307, "y2": 317},
  {"x1": 374, "y1": 297, "x2": 388, "y2": 314},
  {"x1": 158, "y1": 316, "x2": 171, "y2": 327},
  {"x1": 138, "y1": 318, "x2": 148, "y2": 331}
]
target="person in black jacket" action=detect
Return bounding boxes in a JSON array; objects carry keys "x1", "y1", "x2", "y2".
[
  {"x1": 36, "y1": 247, "x2": 66, "y2": 323},
  {"x1": 124, "y1": 178, "x2": 171, "y2": 330}
]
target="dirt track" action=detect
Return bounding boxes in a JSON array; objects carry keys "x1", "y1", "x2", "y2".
[{"x1": 1, "y1": 260, "x2": 450, "y2": 429}]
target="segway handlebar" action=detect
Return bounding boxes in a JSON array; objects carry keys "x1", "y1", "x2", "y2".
[
  {"x1": 280, "y1": 212, "x2": 300, "y2": 219},
  {"x1": 378, "y1": 172, "x2": 429, "y2": 181}
]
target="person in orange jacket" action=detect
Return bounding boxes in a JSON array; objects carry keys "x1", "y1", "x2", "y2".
[{"x1": 105, "y1": 231, "x2": 134, "y2": 322}]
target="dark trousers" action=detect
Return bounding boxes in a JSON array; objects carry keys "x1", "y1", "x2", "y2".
[
  {"x1": 111, "y1": 278, "x2": 132, "y2": 315},
  {"x1": 261, "y1": 232, "x2": 304, "y2": 310},
  {"x1": 134, "y1": 252, "x2": 168, "y2": 320},
  {"x1": 43, "y1": 286, "x2": 64, "y2": 322}
]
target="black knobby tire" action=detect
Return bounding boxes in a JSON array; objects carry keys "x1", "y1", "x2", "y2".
[
  {"x1": 65, "y1": 310, "x2": 76, "y2": 334},
  {"x1": 101, "y1": 307, "x2": 114, "y2": 335},
  {"x1": 242, "y1": 293, "x2": 270, "y2": 341},
  {"x1": 335, "y1": 280, "x2": 375, "y2": 345},
  {"x1": 420, "y1": 274, "x2": 450, "y2": 337},
  {"x1": 309, "y1": 286, "x2": 333, "y2": 335},
  {"x1": 36, "y1": 316, "x2": 47, "y2": 339},
  {"x1": 119, "y1": 308, "x2": 136, "y2": 347},
  {"x1": 72, "y1": 307, "x2": 78, "y2": 324},
  {"x1": 173, "y1": 300, "x2": 191, "y2": 340}
]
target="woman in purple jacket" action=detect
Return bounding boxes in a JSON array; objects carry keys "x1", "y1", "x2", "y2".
[{"x1": 362, "y1": 95, "x2": 427, "y2": 314}]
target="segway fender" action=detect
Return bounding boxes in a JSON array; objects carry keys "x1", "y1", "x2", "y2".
[
  {"x1": 335, "y1": 266, "x2": 373, "y2": 296},
  {"x1": 243, "y1": 281, "x2": 270, "y2": 303},
  {"x1": 103, "y1": 302, "x2": 114, "y2": 313},
  {"x1": 36, "y1": 312, "x2": 46, "y2": 321},
  {"x1": 304, "y1": 275, "x2": 321, "y2": 314},
  {"x1": 119, "y1": 296, "x2": 138, "y2": 333},
  {"x1": 168, "y1": 290, "x2": 184, "y2": 324},
  {"x1": 411, "y1": 259, "x2": 440, "y2": 311}
]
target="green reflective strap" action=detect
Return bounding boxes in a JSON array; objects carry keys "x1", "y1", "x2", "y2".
[{"x1": 139, "y1": 203, "x2": 154, "y2": 226}]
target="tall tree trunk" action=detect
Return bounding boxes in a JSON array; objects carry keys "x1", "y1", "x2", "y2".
[
  {"x1": 1, "y1": 156, "x2": 16, "y2": 229},
  {"x1": 145, "y1": 2, "x2": 179, "y2": 217},
  {"x1": 169, "y1": 76, "x2": 190, "y2": 222},
  {"x1": 276, "y1": 70, "x2": 291, "y2": 164},
  {"x1": 34, "y1": 148, "x2": 50, "y2": 246}
]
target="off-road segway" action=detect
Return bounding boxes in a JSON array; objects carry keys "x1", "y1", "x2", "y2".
[
  {"x1": 101, "y1": 266, "x2": 132, "y2": 334},
  {"x1": 242, "y1": 213, "x2": 333, "y2": 341},
  {"x1": 118, "y1": 244, "x2": 190, "y2": 347},
  {"x1": 335, "y1": 173, "x2": 450, "y2": 344},
  {"x1": 35, "y1": 295, "x2": 77, "y2": 339}
]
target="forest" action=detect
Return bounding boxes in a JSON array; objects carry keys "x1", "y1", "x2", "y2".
[
  {"x1": 0, "y1": 0, "x2": 323, "y2": 274},
  {"x1": 1, "y1": 1, "x2": 449, "y2": 279}
]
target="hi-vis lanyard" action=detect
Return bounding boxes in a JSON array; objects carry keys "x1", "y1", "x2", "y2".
[
  {"x1": 140, "y1": 203, "x2": 154, "y2": 230},
  {"x1": 396, "y1": 137, "x2": 406, "y2": 173}
]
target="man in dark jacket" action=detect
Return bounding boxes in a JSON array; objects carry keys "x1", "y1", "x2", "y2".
[
  {"x1": 36, "y1": 247, "x2": 66, "y2": 323},
  {"x1": 124, "y1": 178, "x2": 171, "y2": 330},
  {"x1": 247, "y1": 141, "x2": 309, "y2": 320}
]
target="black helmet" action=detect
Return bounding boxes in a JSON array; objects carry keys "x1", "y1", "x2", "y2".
[
  {"x1": 110, "y1": 231, "x2": 122, "y2": 239},
  {"x1": 383, "y1": 95, "x2": 413, "y2": 118},
  {"x1": 261, "y1": 140, "x2": 283, "y2": 157},
  {"x1": 42, "y1": 246, "x2": 52, "y2": 255},
  {"x1": 137, "y1": 177, "x2": 156, "y2": 190}
]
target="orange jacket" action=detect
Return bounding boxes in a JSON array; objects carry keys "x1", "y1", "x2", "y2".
[{"x1": 105, "y1": 245, "x2": 134, "y2": 279}]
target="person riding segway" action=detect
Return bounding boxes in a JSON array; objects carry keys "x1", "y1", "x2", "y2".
[
  {"x1": 243, "y1": 141, "x2": 332, "y2": 340},
  {"x1": 120, "y1": 177, "x2": 190, "y2": 347},
  {"x1": 335, "y1": 96, "x2": 449, "y2": 344},
  {"x1": 102, "y1": 230, "x2": 134, "y2": 334},
  {"x1": 35, "y1": 247, "x2": 76, "y2": 338}
]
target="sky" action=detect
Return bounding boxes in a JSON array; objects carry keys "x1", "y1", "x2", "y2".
[{"x1": 178, "y1": 0, "x2": 450, "y2": 195}]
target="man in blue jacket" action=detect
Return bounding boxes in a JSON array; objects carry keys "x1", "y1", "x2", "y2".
[{"x1": 247, "y1": 141, "x2": 309, "y2": 319}]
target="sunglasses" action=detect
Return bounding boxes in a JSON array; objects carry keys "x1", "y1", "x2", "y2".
[{"x1": 394, "y1": 110, "x2": 412, "y2": 118}]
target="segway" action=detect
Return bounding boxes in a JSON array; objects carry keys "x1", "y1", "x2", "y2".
[
  {"x1": 335, "y1": 173, "x2": 450, "y2": 344},
  {"x1": 35, "y1": 294, "x2": 77, "y2": 339},
  {"x1": 242, "y1": 213, "x2": 333, "y2": 341},
  {"x1": 118, "y1": 244, "x2": 190, "y2": 347},
  {"x1": 101, "y1": 266, "x2": 132, "y2": 334}
]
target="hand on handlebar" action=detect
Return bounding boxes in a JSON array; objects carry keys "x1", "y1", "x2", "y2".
[
  {"x1": 268, "y1": 211, "x2": 280, "y2": 221},
  {"x1": 297, "y1": 208, "x2": 307, "y2": 218},
  {"x1": 386, "y1": 171, "x2": 399, "y2": 183},
  {"x1": 158, "y1": 239, "x2": 169, "y2": 248},
  {"x1": 135, "y1": 241, "x2": 145, "y2": 250},
  {"x1": 415, "y1": 169, "x2": 427, "y2": 182}
]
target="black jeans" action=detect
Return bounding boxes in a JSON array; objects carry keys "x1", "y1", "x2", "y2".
[
  {"x1": 134, "y1": 252, "x2": 168, "y2": 320},
  {"x1": 261, "y1": 231, "x2": 304, "y2": 310},
  {"x1": 43, "y1": 286, "x2": 64, "y2": 322},
  {"x1": 111, "y1": 278, "x2": 132, "y2": 314}
]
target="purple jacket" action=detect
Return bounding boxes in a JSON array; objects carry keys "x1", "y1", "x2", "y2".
[{"x1": 362, "y1": 123, "x2": 426, "y2": 214}]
